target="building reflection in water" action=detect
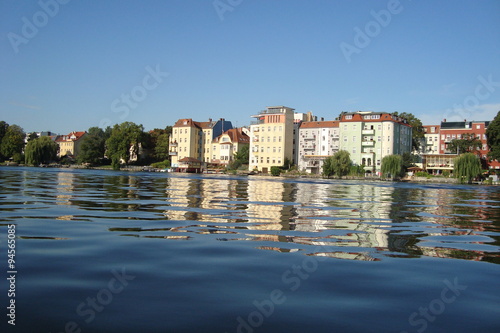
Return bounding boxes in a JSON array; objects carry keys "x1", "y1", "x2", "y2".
[{"x1": 160, "y1": 176, "x2": 499, "y2": 262}]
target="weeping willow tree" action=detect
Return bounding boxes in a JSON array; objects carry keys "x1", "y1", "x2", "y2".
[
  {"x1": 322, "y1": 150, "x2": 351, "y2": 178},
  {"x1": 381, "y1": 154, "x2": 403, "y2": 179},
  {"x1": 454, "y1": 153, "x2": 482, "y2": 184},
  {"x1": 25, "y1": 136, "x2": 58, "y2": 165}
]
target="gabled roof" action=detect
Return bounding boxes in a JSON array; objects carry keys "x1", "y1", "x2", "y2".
[
  {"x1": 300, "y1": 121, "x2": 339, "y2": 129},
  {"x1": 173, "y1": 119, "x2": 201, "y2": 129},
  {"x1": 213, "y1": 128, "x2": 250, "y2": 144},
  {"x1": 55, "y1": 131, "x2": 86, "y2": 142},
  {"x1": 178, "y1": 157, "x2": 202, "y2": 163}
]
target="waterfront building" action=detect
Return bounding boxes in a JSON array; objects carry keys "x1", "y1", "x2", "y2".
[
  {"x1": 297, "y1": 120, "x2": 340, "y2": 174},
  {"x1": 437, "y1": 119, "x2": 500, "y2": 170},
  {"x1": 338, "y1": 111, "x2": 412, "y2": 173},
  {"x1": 249, "y1": 106, "x2": 295, "y2": 173},
  {"x1": 421, "y1": 125, "x2": 441, "y2": 155},
  {"x1": 293, "y1": 111, "x2": 317, "y2": 165},
  {"x1": 169, "y1": 118, "x2": 232, "y2": 168},
  {"x1": 210, "y1": 128, "x2": 250, "y2": 166},
  {"x1": 55, "y1": 131, "x2": 87, "y2": 158}
]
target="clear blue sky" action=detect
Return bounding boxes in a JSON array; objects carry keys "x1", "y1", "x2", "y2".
[{"x1": 1, "y1": 0, "x2": 499, "y2": 134}]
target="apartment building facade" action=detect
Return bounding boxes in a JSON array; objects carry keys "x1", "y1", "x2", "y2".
[
  {"x1": 210, "y1": 128, "x2": 250, "y2": 165},
  {"x1": 169, "y1": 118, "x2": 232, "y2": 168},
  {"x1": 249, "y1": 106, "x2": 294, "y2": 173},
  {"x1": 297, "y1": 121, "x2": 340, "y2": 174},
  {"x1": 55, "y1": 131, "x2": 87, "y2": 158},
  {"x1": 337, "y1": 111, "x2": 412, "y2": 172}
]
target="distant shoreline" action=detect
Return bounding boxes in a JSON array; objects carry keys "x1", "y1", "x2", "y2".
[{"x1": 1, "y1": 163, "x2": 466, "y2": 184}]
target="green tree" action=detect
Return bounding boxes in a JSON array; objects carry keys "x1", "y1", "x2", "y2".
[
  {"x1": 78, "y1": 127, "x2": 107, "y2": 165},
  {"x1": 27, "y1": 132, "x2": 38, "y2": 142},
  {"x1": 394, "y1": 112, "x2": 424, "y2": 152},
  {"x1": 270, "y1": 166, "x2": 281, "y2": 176},
  {"x1": 154, "y1": 133, "x2": 171, "y2": 161},
  {"x1": 0, "y1": 121, "x2": 10, "y2": 160},
  {"x1": 25, "y1": 136, "x2": 58, "y2": 165},
  {"x1": 448, "y1": 133, "x2": 482, "y2": 154},
  {"x1": 147, "y1": 126, "x2": 172, "y2": 162},
  {"x1": 486, "y1": 110, "x2": 500, "y2": 161},
  {"x1": 401, "y1": 152, "x2": 417, "y2": 172},
  {"x1": 322, "y1": 150, "x2": 351, "y2": 178},
  {"x1": 105, "y1": 122, "x2": 145, "y2": 170},
  {"x1": 381, "y1": 154, "x2": 404, "y2": 179},
  {"x1": 0, "y1": 124, "x2": 25, "y2": 160},
  {"x1": 233, "y1": 144, "x2": 249, "y2": 164},
  {"x1": 454, "y1": 153, "x2": 482, "y2": 184}
]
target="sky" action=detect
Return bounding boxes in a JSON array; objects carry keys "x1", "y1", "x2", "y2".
[{"x1": 1, "y1": 0, "x2": 499, "y2": 134}]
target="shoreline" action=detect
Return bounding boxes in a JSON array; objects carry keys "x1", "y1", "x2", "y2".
[{"x1": 0, "y1": 163, "x2": 466, "y2": 184}]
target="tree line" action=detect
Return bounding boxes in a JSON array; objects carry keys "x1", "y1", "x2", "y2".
[{"x1": 0, "y1": 120, "x2": 172, "y2": 169}]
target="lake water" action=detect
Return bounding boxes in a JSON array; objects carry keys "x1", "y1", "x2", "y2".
[{"x1": 1, "y1": 166, "x2": 499, "y2": 333}]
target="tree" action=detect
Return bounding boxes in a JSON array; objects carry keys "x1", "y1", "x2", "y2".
[
  {"x1": 25, "y1": 136, "x2": 58, "y2": 165},
  {"x1": 322, "y1": 150, "x2": 351, "y2": 178},
  {"x1": 381, "y1": 154, "x2": 404, "y2": 179},
  {"x1": 394, "y1": 112, "x2": 424, "y2": 152},
  {"x1": 233, "y1": 144, "x2": 249, "y2": 165},
  {"x1": 78, "y1": 127, "x2": 108, "y2": 165},
  {"x1": 27, "y1": 132, "x2": 38, "y2": 142},
  {"x1": 0, "y1": 124, "x2": 25, "y2": 160},
  {"x1": 148, "y1": 126, "x2": 172, "y2": 162},
  {"x1": 486, "y1": 110, "x2": 500, "y2": 161},
  {"x1": 401, "y1": 152, "x2": 417, "y2": 172},
  {"x1": 448, "y1": 133, "x2": 482, "y2": 155},
  {"x1": 153, "y1": 133, "x2": 170, "y2": 161},
  {"x1": 105, "y1": 122, "x2": 145, "y2": 169},
  {"x1": 454, "y1": 153, "x2": 482, "y2": 184}
]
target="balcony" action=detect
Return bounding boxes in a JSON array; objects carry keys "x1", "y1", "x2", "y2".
[
  {"x1": 169, "y1": 141, "x2": 178, "y2": 147},
  {"x1": 304, "y1": 145, "x2": 315, "y2": 150},
  {"x1": 169, "y1": 151, "x2": 177, "y2": 156},
  {"x1": 253, "y1": 138, "x2": 259, "y2": 142},
  {"x1": 362, "y1": 129, "x2": 375, "y2": 135},
  {"x1": 253, "y1": 127, "x2": 260, "y2": 132},
  {"x1": 303, "y1": 135, "x2": 316, "y2": 140},
  {"x1": 362, "y1": 141, "x2": 375, "y2": 146}
]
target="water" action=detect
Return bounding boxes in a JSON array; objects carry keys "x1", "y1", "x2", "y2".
[{"x1": 0, "y1": 166, "x2": 499, "y2": 333}]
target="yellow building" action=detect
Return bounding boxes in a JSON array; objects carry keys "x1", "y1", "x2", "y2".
[
  {"x1": 169, "y1": 118, "x2": 233, "y2": 168},
  {"x1": 55, "y1": 131, "x2": 87, "y2": 158},
  {"x1": 169, "y1": 119, "x2": 203, "y2": 167},
  {"x1": 211, "y1": 128, "x2": 250, "y2": 165},
  {"x1": 249, "y1": 106, "x2": 295, "y2": 173}
]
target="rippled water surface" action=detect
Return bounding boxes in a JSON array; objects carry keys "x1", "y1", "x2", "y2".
[{"x1": 1, "y1": 167, "x2": 499, "y2": 332}]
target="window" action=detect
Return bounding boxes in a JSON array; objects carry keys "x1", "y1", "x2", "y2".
[
  {"x1": 476, "y1": 125, "x2": 481, "y2": 129},
  {"x1": 353, "y1": 136, "x2": 356, "y2": 142},
  {"x1": 345, "y1": 115, "x2": 352, "y2": 120},
  {"x1": 279, "y1": 136, "x2": 282, "y2": 142},
  {"x1": 343, "y1": 136, "x2": 347, "y2": 142}
]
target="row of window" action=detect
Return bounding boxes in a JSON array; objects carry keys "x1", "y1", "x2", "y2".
[
  {"x1": 251, "y1": 157, "x2": 282, "y2": 165},
  {"x1": 253, "y1": 136, "x2": 283, "y2": 142},
  {"x1": 253, "y1": 126, "x2": 283, "y2": 132},
  {"x1": 252, "y1": 146, "x2": 282, "y2": 153}
]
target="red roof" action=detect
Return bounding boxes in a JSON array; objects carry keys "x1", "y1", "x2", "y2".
[
  {"x1": 213, "y1": 128, "x2": 250, "y2": 144},
  {"x1": 55, "y1": 131, "x2": 86, "y2": 142},
  {"x1": 300, "y1": 121, "x2": 339, "y2": 129}
]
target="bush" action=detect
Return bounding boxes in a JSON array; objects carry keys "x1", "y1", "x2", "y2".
[
  {"x1": 270, "y1": 166, "x2": 281, "y2": 176},
  {"x1": 442, "y1": 170, "x2": 450, "y2": 177},
  {"x1": 151, "y1": 160, "x2": 171, "y2": 169},
  {"x1": 415, "y1": 171, "x2": 431, "y2": 178}
]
